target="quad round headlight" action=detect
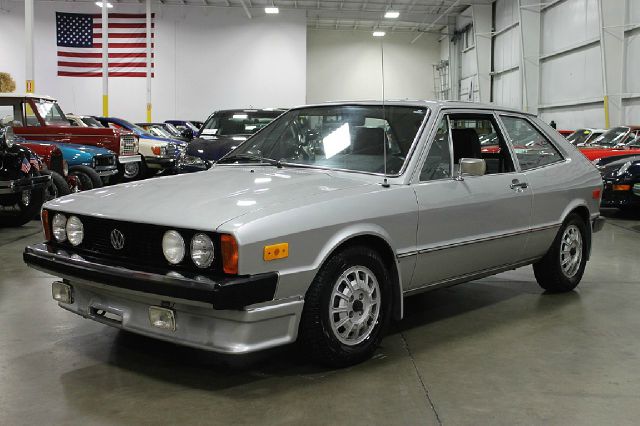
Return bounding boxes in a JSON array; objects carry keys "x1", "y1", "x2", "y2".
[
  {"x1": 52, "y1": 213, "x2": 67, "y2": 242},
  {"x1": 66, "y1": 215, "x2": 84, "y2": 246},
  {"x1": 191, "y1": 233, "x2": 214, "y2": 268},
  {"x1": 162, "y1": 230, "x2": 185, "y2": 264}
]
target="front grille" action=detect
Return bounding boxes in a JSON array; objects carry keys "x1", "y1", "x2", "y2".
[
  {"x1": 50, "y1": 152, "x2": 64, "y2": 175},
  {"x1": 120, "y1": 135, "x2": 138, "y2": 155},
  {"x1": 166, "y1": 143, "x2": 177, "y2": 157},
  {"x1": 95, "y1": 154, "x2": 116, "y2": 167},
  {"x1": 52, "y1": 214, "x2": 220, "y2": 272}
]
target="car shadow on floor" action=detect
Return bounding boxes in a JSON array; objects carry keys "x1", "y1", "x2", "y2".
[{"x1": 58, "y1": 275, "x2": 582, "y2": 394}]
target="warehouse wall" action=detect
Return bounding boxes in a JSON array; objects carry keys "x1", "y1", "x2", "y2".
[
  {"x1": 306, "y1": 30, "x2": 440, "y2": 103},
  {"x1": 622, "y1": 2, "x2": 640, "y2": 124},
  {"x1": 0, "y1": 1, "x2": 306, "y2": 122},
  {"x1": 491, "y1": 0, "x2": 521, "y2": 109}
]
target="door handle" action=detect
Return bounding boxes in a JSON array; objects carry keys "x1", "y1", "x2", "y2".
[{"x1": 510, "y1": 180, "x2": 529, "y2": 190}]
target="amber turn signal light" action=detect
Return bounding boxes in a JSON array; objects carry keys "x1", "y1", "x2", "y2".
[
  {"x1": 220, "y1": 234, "x2": 239, "y2": 275},
  {"x1": 42, "y1": 209, "x2": 52, "y2": 242},
  {"x1": 264, "y1": 243, "x2": 289, "y2": 261},
  {"x1": 612, "y1": 185, "x2": 632, "y2": 191}
]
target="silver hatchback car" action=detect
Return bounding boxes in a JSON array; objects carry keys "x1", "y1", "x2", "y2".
[{"x1": 25, "y1": 101, "x2": 604, "y2": 366}]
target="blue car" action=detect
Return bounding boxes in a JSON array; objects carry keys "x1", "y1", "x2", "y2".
[
  {"x1": 95, "y1": 117, "x2": 187, "y2": 178},
  {"x1": 19, "y1": 140, "x2": 118, "y2": 188}
]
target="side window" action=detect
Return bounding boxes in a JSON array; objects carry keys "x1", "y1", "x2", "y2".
[
  {"x1": 500, "y1": 116, "x2": 563, "y2": 171},
  {"x1": 24, "y1": 103, "x2": 41, "y2": 127},
  {"x1": 0, "y1": 104, "x2": 24, "y2": 127},
  {"x1": 420, "y1": 116, "x2": 451, "y2": 181}
]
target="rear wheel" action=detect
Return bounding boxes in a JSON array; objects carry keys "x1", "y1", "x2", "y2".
[
  {"x1": 70, "y1": 165, "x2": 103, "y2": 189},
  {"x1": 0, "y1": 186, "x2": 45, "y2": 227},
  {"x1": 533, "y1": 213, "x2": 588, "y2": 293},
  {"x1": 42, "y1": 170, "x2": 71, "y2": 201},
  {"x1": 299, "y1": 246, "x2": 391, "y2": 367}
]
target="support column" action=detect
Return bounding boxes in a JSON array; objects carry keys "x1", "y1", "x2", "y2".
[
  {"x1": 102, "y1": 3, "x2": 109, "y2": 116},
  {"x1": 518, "y1": 0, "x2": 541, "y2": 114},
  {"x1": 472, "y1": 4, "x2": 492, "y2": 104},
  {"x1": 146, "y1": 0, "x2": 152, "y2": 122},
  {"x1": 599, "y1": 0, "x2": 626, "y2": 127},
  {"x1": 25, "y1": 0, "x2": 34, "y2": 93}
]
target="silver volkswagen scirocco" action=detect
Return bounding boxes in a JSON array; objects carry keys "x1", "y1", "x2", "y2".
[{"x1": 24, "y1": 101, "x2": 604, "y2": 366}]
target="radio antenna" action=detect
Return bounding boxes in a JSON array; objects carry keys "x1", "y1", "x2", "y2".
[{"x1": 381, "y1": 37, "x2": 390, "y2": 188}]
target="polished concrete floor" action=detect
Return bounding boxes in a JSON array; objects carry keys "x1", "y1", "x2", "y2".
[{"x1": 1, "y1": 209, "x2": 640, "y2": 425}]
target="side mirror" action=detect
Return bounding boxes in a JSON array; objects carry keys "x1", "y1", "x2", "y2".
[
  {"x1": 181, "y1": 128, "x2": 194, "y2": 140},
  {"x1": 455, "y1": 158, "x2": 486, "y2": 181}
]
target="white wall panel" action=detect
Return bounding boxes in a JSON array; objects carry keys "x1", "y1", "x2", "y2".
[
  {"x1": 495, "y1": 0, "x2": 518, "y2": 31},
  {"x1": 541, "y1": 0, "x2": 600, "y2": 55},
  {"x1": 461, "y1": 48, "x2": 478, "y2": 79},
  {"x1": 493, "y1": 70, "x2": 521, "y2": 109},
  {"x1": 540, "y1": 44, "x2": 603, "y2": 105},
  {"x1": 306, "y1": 31, "x2": 440, "y2": 103},
  {"x1": 540, "y1": 103, "x2": 605, "y2": 129},
  {"x1": 622, "y1": 98, "x2": 640, "y2": 124},
  {"x1": 0, "y1": 1, "x2": 306, "y2": 122},
  {"x1": 628, "y1": 0, "x2": 640, "y2": 23},
  {"x1": 493, "y1": 30, "x2": 520, "y2": 71},
  {"x1": 624, "y1": 30, "x2": 640, "y2": 94}
]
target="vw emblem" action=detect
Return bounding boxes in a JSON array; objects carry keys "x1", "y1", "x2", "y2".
[{"x1": 110, "y1": 229, "x2": 125, "y2": 250}]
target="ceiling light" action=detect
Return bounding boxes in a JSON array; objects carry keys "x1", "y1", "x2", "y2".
[
  {"x1": 373, "y1": 31, "x2": 386, "y2": 37},
  {"x1": 265, "y1": 7, "x2": 279, "y2": 14},
  {"x1": 384, "y1": 11, "x2": 399, "y2": 19},
  {"x1": 95, "y1": 1, "x2": 113, "y2": 8}
]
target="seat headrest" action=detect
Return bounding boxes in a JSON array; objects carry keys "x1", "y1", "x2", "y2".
[
  {"x1": 352, "y1": 127, "x2": 385, "y2": 155},
  {"x1": 451, "y1": 128, "x2": 482, "y2": 163}
]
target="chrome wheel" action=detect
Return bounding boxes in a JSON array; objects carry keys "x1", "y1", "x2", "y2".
[
  {"x1": 560, "y1": 224, "x2": 582, "y2": 278},
  {"x1": 21, "y1": 190, "x2": 31, "y2": 207},
  {"x1": 329, "y1": 265, "x2": 380, "y2": 346},
  {"x1": 123, "y1": 163, "x2": 140, "y2": 179}
]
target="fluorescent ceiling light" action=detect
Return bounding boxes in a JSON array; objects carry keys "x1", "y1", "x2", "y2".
[
  {"x1": 95, "y1": 1, "x2": 113, "y2": 8},
  {"x1": 265, "y1": 7, "x2": 279, "y2": 14},
  {"x1": 384, "y1": 11, "x2": 399, "y2": 19},
  {"x1": 372, "y1": 31, "x2": 386, "y2": 37},
  {"x1": 233, "y1": 114, "x2": 248, "y2": 119}
]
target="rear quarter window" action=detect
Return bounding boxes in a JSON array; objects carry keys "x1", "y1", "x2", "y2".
[{"x1": 500, "y1": 115, "x2": 564, "y2": 171}]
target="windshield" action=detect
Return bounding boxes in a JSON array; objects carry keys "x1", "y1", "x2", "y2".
[
  {"x1": 149, "y1": 126, "x2": 173, "y2": 138},
  {"x1": 163, "y1": 123, "x2": 181, "y2": 136},
  {"x1": 591, "y1": 127, "x2": 629, "y2": 146},
  {"x1": 224, "y1": 105, "x2": 428, "y2": 175},
  {"x1": 34, "y1": 99, "x2": 68, "y2": 125},
  {"x1": 567, "y1": 129, "x2": 592, "y2": 145},
  {"x1": 200, "y1": 111, "x2": 282, "y2": 136}
]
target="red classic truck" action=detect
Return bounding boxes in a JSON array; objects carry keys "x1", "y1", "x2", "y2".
[{"x1": 0, "y1": 94, "x2": 142, "y2": 180}]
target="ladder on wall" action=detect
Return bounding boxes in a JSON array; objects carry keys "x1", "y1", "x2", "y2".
[{"x1": 433, "y1": 60, "x2": 450, "y2": 101}]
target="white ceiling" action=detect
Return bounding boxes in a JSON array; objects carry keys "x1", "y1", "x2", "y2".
[{"x1": 34, "y1": 0, "x2": 495, "y2": 33}]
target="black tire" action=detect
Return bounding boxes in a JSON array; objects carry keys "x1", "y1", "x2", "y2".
[
  {"x1": 298, "y1": 245, "x2": 392, "y2": 367},
  {"x1": 42, "y1": 170, "x2": 71, "y2": 201},
  {"x1": 118, "y1": 159, "x2": 147, "y2": 181},
  {"x1": 0, "y1": 187, "x2": 45, "y2": 227},
  {"x1": 70, "y1": 165, "x2": 103, "y2": 189},
  {"x1": 533, "y1": 213, "x2": 588, "y2": 293}
]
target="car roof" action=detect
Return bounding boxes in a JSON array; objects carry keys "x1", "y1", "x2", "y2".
[
  {"x1": 287, "y1": 100, "x2": 536, "y2": 116},
  {"x1": 0, "y1": 93, "x2": 56, "y2": 101}
]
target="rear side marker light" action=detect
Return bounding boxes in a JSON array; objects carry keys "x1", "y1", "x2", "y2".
[
  {"x1": 52, "y1": 281, "x2": 73, "y2": 304},
  {"x1": 149, "y1": 306, "x2": 176, "y2": 331}
]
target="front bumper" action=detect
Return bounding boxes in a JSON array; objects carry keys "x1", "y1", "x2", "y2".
[
  {"x1": 144, "y1": 156, "x2": 176, "y2": 169},
  {"x1": 95, "y1": 167, "x2": 119, "y2": 177},
  {"x1": 23, "y1": 243, "x2": 277, "y2": 309},
  {"x1": 23, "y1": 243, "x2": 302, "y2": 354},
  {"x1": 0, "y1": 175, "x2": 51, "y2": 194},
  {"x1": 117, "y1": 154, "x2": 142, "y2": 164}
]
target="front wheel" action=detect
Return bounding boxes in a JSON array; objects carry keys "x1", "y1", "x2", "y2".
[
  {"x1": 533, "y1": 213, "x2": 588, "y2": 293},
  {"x1": 298, "y1": 246, "x2": 391, "y2": 367},
  {"x1": 0, "y1": 187, "x2": 45, "y2": 227},
  {"x1": 70, "y1": 165, "x2": 103, "y2": 189}
]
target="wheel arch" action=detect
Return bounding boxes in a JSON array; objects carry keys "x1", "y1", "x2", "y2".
[
  {"x1": 314, "y1": 227, "x2": 404, "y2": 321},
  {"x1": 562, "y1": 203, "x2": 592, "y2": 260}
]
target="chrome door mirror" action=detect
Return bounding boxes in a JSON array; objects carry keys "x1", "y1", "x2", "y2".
[{"x1": 455, "y1": 158, "x2": 486, "y2": 181}]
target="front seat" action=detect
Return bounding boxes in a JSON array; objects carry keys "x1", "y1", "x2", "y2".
[{"x1": 451, "y1": 128, "x2": 482, "y2": 164}]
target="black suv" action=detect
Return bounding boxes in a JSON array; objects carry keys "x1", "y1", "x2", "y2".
[{"x1": 0, "y1": 127, "x2": 50, "y2": 226}]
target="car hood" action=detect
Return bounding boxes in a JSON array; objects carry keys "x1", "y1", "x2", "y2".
[
  {"x1": 186, "y1": 136, "x2": 243, "y2": 161},
  {"x1": 45, "y1": 166, "x2": 373, "y2": 230}
]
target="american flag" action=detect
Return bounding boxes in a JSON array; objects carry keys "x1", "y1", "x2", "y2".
[
  {"x1": 21, "y1": 158, "x2": 31, "y2": 174},
  {"x1": 55, "y1": 12, "x2": 155, "y2": 77}
]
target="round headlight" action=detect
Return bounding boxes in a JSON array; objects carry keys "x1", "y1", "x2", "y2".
[
  {"x1": 191, "y1": 233, "x2": 214, "y2": 268},
  {"x1": 66, "y1": 215, "x2": 84, "y2": 246},
  {"x1": 4, "y1": 127, "x2": 16, "y2": 148},
  {"x1": 162, "y1": 230, "x2": 185, "y2": 264},
  {"x1": 52, "y1": 213, "x2": 67, "y2": 242}
]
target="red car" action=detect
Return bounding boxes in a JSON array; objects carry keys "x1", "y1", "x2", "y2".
[
  {"x1": 18, "y1": 142, "x2": 80, "y2": 199},
  {"x1": 0, "y1": 94, "x2": 142, "y2": 180},
  {"x1": 578, "y1": 126, "x2": 640, "y2": 161}
]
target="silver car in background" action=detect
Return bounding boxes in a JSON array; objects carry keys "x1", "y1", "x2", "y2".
[{"x1": 24, "y1": 101, "x2": 604, "y2": 366}]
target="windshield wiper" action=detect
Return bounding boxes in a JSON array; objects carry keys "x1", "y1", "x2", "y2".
[{"x1": 216, "y1": 154, "x2": 282, "y2": 167}]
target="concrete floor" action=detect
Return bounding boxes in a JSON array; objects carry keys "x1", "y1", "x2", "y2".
[{"x1": 1, "y1": 209, "x2": 640, "y2": 425}]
